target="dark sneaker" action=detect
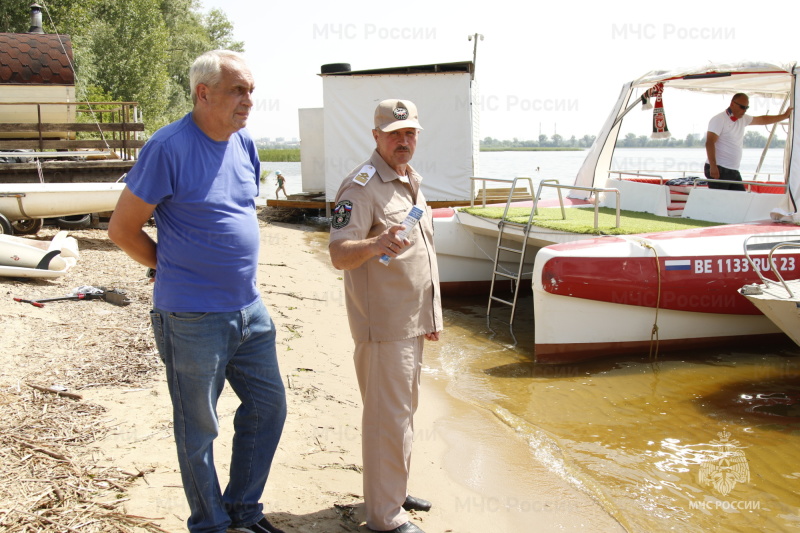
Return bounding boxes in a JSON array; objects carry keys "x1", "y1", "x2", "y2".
[{"x1": 227, "y1": 517, "x2": 285, "y2": 533}]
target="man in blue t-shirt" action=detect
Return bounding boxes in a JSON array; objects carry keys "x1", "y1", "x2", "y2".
[{"x1": 109, "y1": 50, "x2": 286, "y2": 533}]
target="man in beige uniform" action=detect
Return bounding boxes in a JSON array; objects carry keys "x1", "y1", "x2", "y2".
[{"x1": 329, "y1": 99, "x2": 443, "y2": 533}]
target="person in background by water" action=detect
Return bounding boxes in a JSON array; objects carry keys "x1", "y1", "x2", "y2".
[
  {"x1": 705, "y1": 93, "x2": 792, "y2": 191},
  {"x1": 275, "y1": 170, "x2": 288, "y2": 199},
  {"x1": 108, "y1": 50, "x2": 287, "y2": 533},
  {"x1": 328, "y1": 99, "x2": 443, "y2": 533}
]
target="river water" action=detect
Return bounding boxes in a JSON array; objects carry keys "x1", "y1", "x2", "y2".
[{"x1": 272, "y1": 148, "x2": 800, "y2": 532}]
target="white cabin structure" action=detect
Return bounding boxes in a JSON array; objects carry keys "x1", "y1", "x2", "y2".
[{"x1": 299, "y1": 61, "x2": 480, "y2": 204}]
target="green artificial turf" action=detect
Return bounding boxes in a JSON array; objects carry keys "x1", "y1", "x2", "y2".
[{"x1": 462, "y1": 206, "x2": 720, "y2": 235}]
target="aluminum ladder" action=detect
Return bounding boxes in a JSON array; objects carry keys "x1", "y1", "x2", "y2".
[{"x1": 486, "y1": 177, "x2": 536, "y2": 327}]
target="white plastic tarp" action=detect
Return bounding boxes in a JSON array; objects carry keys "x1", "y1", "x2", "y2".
[{"x1": 322, "y1": 73, "x2": 476, "y2": 201}]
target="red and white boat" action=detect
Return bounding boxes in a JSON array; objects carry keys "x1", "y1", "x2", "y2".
[
  {"x1": 434, "y1": 62, "x2": 800, "y2": 363},
  {"x1": 533, "y1": 62, "x2": 799, "y2": 363},
  {"x1": 534, "y1": 223, "x2": 800, "y2": 363}
]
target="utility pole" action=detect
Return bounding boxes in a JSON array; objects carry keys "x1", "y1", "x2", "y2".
[{"x1": 468, "y1": 33, "x2": 484, "y2": 81}]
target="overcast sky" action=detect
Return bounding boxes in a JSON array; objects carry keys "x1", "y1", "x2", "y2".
[{"x1": 200, "y1": 0, "x2": 796, "y2": 141}]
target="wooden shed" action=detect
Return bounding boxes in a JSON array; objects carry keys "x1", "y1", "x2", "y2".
[
  {"x1": 0, "y1": 28, "x2": 144, "y2": 182},
  {"x1": 0, "y1": 32, "x2": 77, "y2": 139}
]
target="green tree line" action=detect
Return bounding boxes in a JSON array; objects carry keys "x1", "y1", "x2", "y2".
[
  {"x1": 0, "y1": 0, "x2": 242, "y2": 134},
  {"x1": 615, "y1": 131, "x2": 785, "y2": 148},
  {"x1": 483, "y1": 131, "x2": 786, "y2": 150},
  {"x1": 481, "y1": 134, "x2": 596, "y2": 149}
]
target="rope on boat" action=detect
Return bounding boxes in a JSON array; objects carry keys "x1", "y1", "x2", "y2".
[{"x1": 632, "y1": 238, "x2": 662, "y2": 360}]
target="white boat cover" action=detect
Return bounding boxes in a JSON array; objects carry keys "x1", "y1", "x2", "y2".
[{"x1": 573, "y1": 61, "x2": 798, "y2": 211}]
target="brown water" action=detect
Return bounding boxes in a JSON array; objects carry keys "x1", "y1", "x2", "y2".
[
  {"x1": 306, "y1": 223, "x2": 800, "y2": 531},
  {"x1": 426, "y1": 292, "x2": 800, "y2": 533}
]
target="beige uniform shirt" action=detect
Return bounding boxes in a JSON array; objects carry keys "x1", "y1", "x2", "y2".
[{"x1": 330, "y1": 150, "x2": 443, "y2": 342}]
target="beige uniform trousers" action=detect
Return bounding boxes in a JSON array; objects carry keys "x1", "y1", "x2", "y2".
[{"x1": 354, "y1": 335, "x2": 424, "y2": 531}]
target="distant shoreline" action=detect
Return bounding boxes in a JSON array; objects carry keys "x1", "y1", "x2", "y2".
[{"x1": 480, "y1": 147, "x2": 583, "y2": 152}]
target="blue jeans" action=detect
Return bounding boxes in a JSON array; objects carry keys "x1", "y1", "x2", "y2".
[{"x1": 150, "y1": 299, "x2": 287, "y2": 533}]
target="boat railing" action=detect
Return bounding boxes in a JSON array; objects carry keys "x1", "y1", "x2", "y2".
[
  {"x1": 608, "y1": 170, "x2": 784, "y2": 188},
  {"x1": 469, "y1": 176, "x2": 622, "y2": 230},
  {"x1": 470, "y1": 176, "x2": 534, "y2": 208},
  {"x1": 743, "y1": 235, "x2": 800, "y2": 297},
  {"x1": 609, "y1": 170, "x2": 669, "y2": 183},
  {"x1": 692, "y1": 178, "x2": 787, "y2": 193},
  {"x1": 534, "y1": 182, "x2": 621, "y2": 230}
]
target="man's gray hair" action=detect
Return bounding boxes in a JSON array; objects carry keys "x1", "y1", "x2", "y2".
[{"x1": 189, "y1": 50, "x2": 247, "y2": 104}]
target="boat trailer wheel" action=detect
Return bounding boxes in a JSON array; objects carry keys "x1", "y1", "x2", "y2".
[
  {"x1": 11, "y1": 218, "x2": 44, "y2": 235},
  {"x1": 0, "y1": 214, "x2": 12, "y2": 235}
]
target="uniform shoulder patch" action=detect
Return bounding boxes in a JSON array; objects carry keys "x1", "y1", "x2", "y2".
[
  {"x1": 352, "y1": 164, "x2": 376, "y2": 186},
  {"x1": 331, "y1": 200, "x2": 353, "y2": 229}
]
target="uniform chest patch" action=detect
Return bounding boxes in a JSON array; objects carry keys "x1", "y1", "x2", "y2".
[{"x1": 331, "y1": 200, "x2": 353, "y2": 229}]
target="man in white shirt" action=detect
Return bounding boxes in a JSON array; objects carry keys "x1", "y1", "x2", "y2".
[{"x1": 705, "y1": 93, "x2": 792, "y2": 191}]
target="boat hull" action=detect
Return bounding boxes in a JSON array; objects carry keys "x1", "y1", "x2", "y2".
[
  {"x1": 741, "y1": 280, "x2": 800, "y2": 347},
  {"x1": 533, "y1": 221, "x2": 800, "y2": 363},
  {"x1": 431, "y1": 200, "x2": 594, "y2": 294},
  {"x1": 0, "y1": 182, "x2": 125, "y2": 220},
  {"x1": 432, "y1": 208, "x2": 537, "y2": 294}
]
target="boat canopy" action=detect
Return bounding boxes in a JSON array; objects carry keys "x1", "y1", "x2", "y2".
[
  {"x1": 632, "y1": 62, "x2": 794, "y2": 98},
  {"x1": 573, "y1": 61, "x2": 797, "y2": 211}
]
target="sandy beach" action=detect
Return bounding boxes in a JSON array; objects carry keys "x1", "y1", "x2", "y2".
[{"x1": 0, "y1": 215, "x2": 622, "y2": 532}]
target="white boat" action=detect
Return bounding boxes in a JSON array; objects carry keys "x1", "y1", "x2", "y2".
[
  {"x1": 433, "y1": 61, "x2": 799, "y2": 362},
  {"x1": 534, "y1": 223, "x2": 800, "y2": 362},
  {"x1": 0, "y1": 182, "x2": 125, "y2": 219},
  {"x1": 740, "y1": 237, "x2": 800, "y2": 348},
  {"x1": 433, "y1": 196, "x2": 594, "y2": 294},
  {"x1": 533, "y1": 62, "x2": 799, "y2": 362},
  {"x1": 0, "y1": 182, "x2": 126, "y2": 234},
  {"x1": 0, "y1": 230, "x2": 79, "y2": 278}
]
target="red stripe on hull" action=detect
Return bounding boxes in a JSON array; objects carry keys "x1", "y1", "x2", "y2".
[
  {"x1": 432, "y1": 208, "x2": 456, "y2": 218},
  {"x1": 541, "y1": 254, "x2": 800, "y2": 315}
]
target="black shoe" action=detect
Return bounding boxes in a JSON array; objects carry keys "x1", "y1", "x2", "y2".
[
  {"x1": 402, "y1": 495, "x2": 432, "y2": 512},
  {"x1": 227, "y1": 517, "x2": 285, "y2": 533},
  {"x1": 370, "y1": 522, "x2": 425, "y2": 533}
]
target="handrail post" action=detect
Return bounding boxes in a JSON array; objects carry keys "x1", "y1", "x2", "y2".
[
  {"x1": 37, "y1": 104, "x2": 43, "y2": 152},
  {"x1": 470, "y1": 178, "x2": 475, "y2": 207},
  {"x1": 535, "y1": 182, "x2": 621, "y2": 229},
  {"x1": 534, "y1": 179, "x2": 559, "y2": 216}
]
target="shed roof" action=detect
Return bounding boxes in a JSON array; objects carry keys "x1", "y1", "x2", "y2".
[
  {"x1": 320, "y1": 61, "x2": 473, "y2": 77},
  {"x1": 0, "y1": 33, "x2": 74, "y2": 85}
]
